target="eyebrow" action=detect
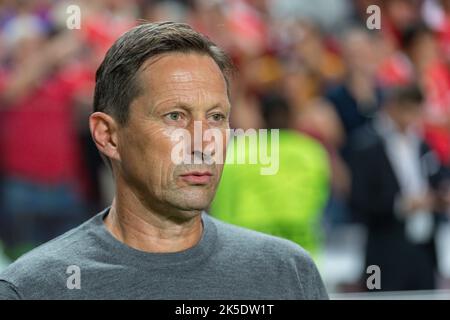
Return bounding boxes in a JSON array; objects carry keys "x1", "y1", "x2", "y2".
[{"x1": 161, "y1": 102, "x2": 230, "y2": 113}]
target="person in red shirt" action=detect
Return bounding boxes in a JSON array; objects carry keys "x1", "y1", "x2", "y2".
[{"x1": 0, "y1": 21, "x2": 91, "y2": 258}]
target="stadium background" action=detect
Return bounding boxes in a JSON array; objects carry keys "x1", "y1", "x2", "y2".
[{"x1": 0, "y1": 0, "x2": 450, "y2": 298}]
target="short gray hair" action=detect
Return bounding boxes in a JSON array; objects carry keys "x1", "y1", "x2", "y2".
[{"x1": 93, "y1": 21, "x2": 234, "y2": 125}]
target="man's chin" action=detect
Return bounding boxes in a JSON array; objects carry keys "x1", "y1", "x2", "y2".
[
  {"x1": 169, "y1": 190, "x2": 214, "y2": 212},
  {"x1": 176, "y1": 200, "x2": 211, "y2": 212},
  {"x1": 167, "y1": 203, "x2": 209, "y2": 223}
]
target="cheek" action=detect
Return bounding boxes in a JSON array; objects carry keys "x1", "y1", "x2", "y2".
[
  {"x1": 121, "y1": 126, "x2": 177, "y2": 183},
  {"x1": 145, "y1": 128, "x2": 179, "y2": 182},
  {"x1": 216, "y1": 130, "x2": 227, "y2": 177},
  {"x1": 215, "y1": 163, "x2": 224, "y2": 177}
]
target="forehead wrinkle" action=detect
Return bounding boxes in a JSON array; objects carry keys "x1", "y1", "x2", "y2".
[
  {"x1": 149, "y1": 77, "x2": 228, "y2": 106},
  {"x1": 153, "y1": 78, "x2": 221, "y2": 95},
  {"x1": 143, "y1": 54, "x2": 227, "y2": 88},
  {"x1": 137, "y1": 53, "x2": 230, "y2": 113},
  {"x1": 170, "y1": 70, "x2": 194, "y2": 82},
  {"x1": 152, "y1": 89, "x2": 228, "y2": 112}
]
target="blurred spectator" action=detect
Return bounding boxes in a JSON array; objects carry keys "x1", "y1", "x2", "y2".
[
  {"x1": 403, "y1": 24, "x2": 450, "y2": 167},
  {"x1": 210, "y1": 92, "x2": 330, "y2": 254},
  {"x1": 0, "y1": 19, "x2": 88, "y2": 258},
  {"x1": 295, "y1": 98, "x2": 352, "y2": 228},
  {"x1": 381, "y1": 0, "x2": 423, "y2": 47},
  {"x1": 349, "y1": 84, "x2": 450, "y2": 291},
  {"x1": 325, "y1": 28, "x2": 384, "y2": 161},
  {"x1": 0, "y1": 0, "x2": 134, "y2": 259},
  {"x1": 268, "y1": 0, "x2": 352, "y2": 33},
  {"x1": 378, "y1": 22, "x2": 450, "y2": 166}
]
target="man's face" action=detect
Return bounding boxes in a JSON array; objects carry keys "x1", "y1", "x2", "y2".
[
  {"x1": 116, "y1": 53, "x2": 230, "y2": 217},
  {"x1": 392, "y1": 103, "x2": 423, "y2": 132}
]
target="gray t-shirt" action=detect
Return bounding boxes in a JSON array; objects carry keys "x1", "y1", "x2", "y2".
[{"x1": 0, "y1": 208, "x2": 328, "y2": 299}]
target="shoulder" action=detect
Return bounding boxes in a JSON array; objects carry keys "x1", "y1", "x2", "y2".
[
  {"x1": 208, "y1": 214, "x2": 317, "y2": 268},
  {"x1": 208, "y1": 215, "x2": 328, "y2": 299},
  {"x1": 0, "y1": 280, "x2": 21, "y2": 300},
  {"x1": 0, "y1": 214, "x2": 99, "y2": 298}
]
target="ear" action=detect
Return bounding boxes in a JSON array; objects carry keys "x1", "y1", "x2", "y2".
[{"x1": 89, "y1": 112, "x2": 121, "y2": 162}]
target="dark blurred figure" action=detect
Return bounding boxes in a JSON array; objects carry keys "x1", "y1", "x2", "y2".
[
  {"x1": 325, "y1": 28, "x2": 384, "y2": 161},
  {"x1": 349, "y1": 84, "x2": 450, "y2": 291}
]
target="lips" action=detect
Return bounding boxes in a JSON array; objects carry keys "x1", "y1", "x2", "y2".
[{"x1": 180, "y1": 171, "x2": 213, "y2": 184}]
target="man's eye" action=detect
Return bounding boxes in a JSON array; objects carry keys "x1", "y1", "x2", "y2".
[
  {"x1": 210, "y1": 113, "x2": 225, "y2": 121},
  {"x1": 166, "y1": 112, "x2": 182, "y2": 121}
]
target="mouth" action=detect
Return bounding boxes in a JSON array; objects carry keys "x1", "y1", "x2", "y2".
[{"x1": 179, "y1": 171, "x2": 213, "y2": 185}]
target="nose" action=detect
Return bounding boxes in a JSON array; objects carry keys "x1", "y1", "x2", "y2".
[{"x1": 186, "y1": 119, "x2": 215, "y2": 164}]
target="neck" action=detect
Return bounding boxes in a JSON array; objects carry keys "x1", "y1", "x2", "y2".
[{"x1": 104, "y1": 185, "x2": 203, "y2": 253}]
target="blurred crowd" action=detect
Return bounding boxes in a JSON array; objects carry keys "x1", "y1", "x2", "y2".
[{"x1": 1, "y1": 0, "x2": 450, "y2": 293}]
